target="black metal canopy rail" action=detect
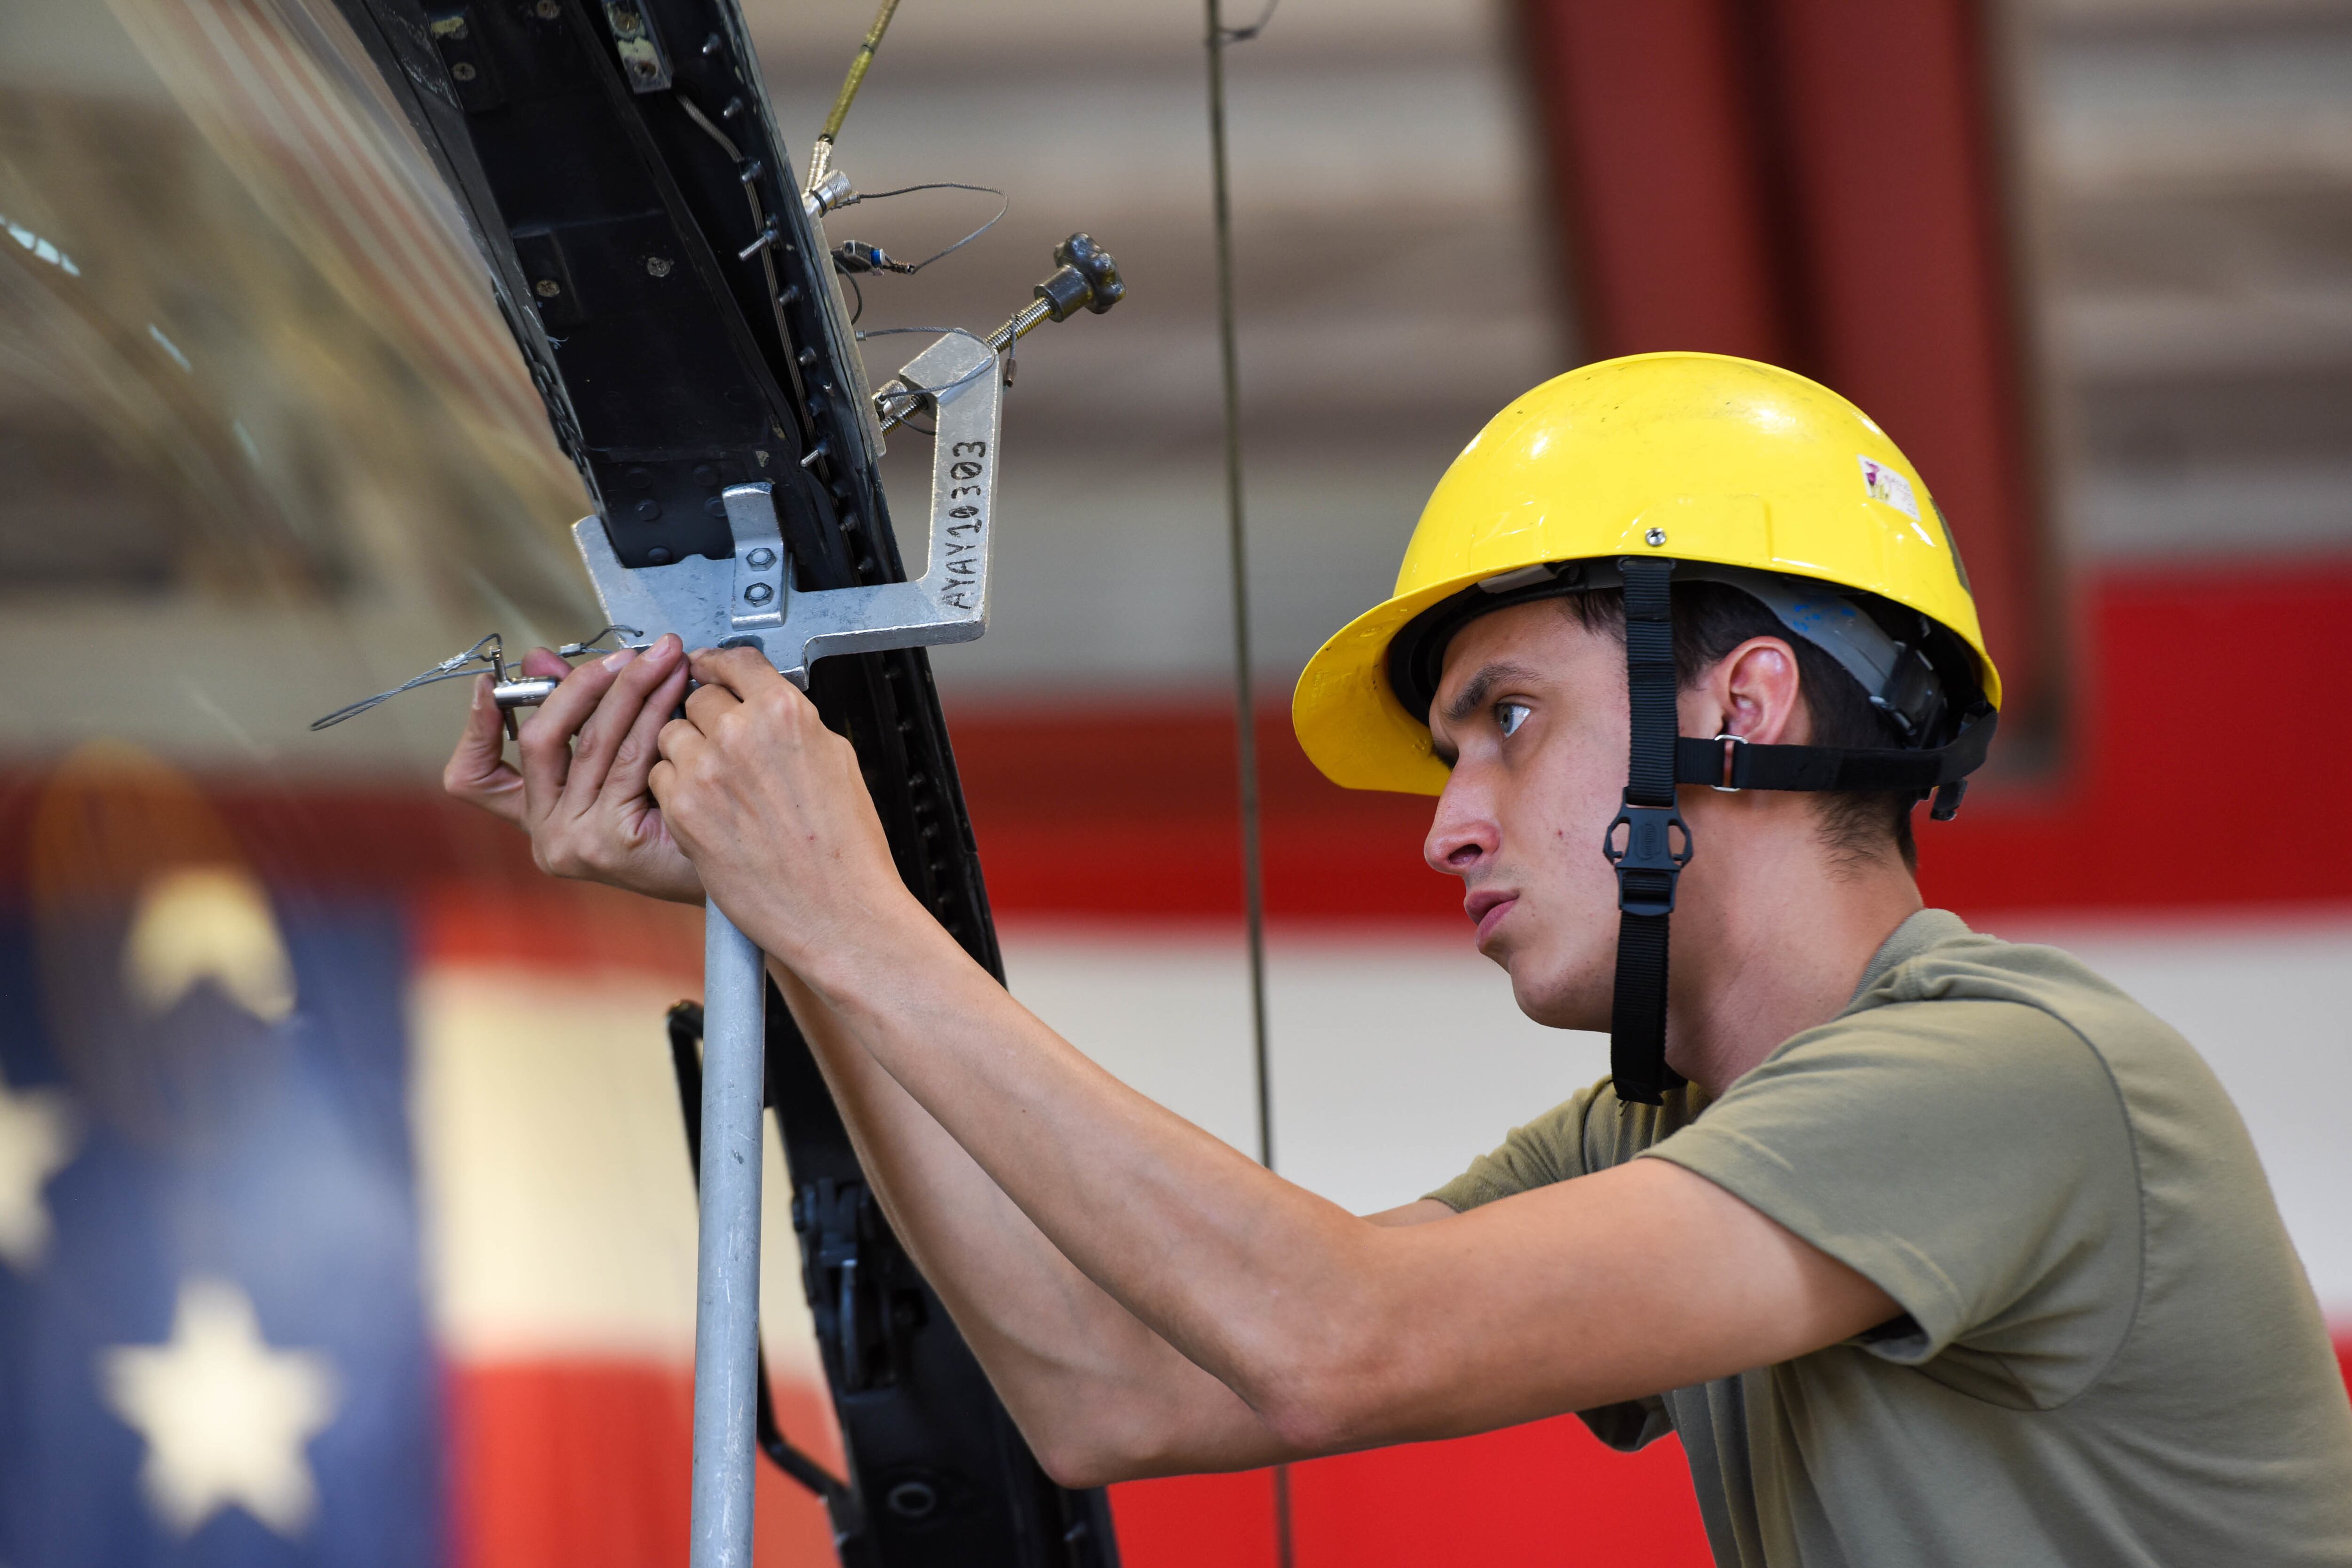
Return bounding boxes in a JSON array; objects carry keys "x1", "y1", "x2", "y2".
[{"x1": 323, "y1": 1, "x2": 1119, "y2": 1561}]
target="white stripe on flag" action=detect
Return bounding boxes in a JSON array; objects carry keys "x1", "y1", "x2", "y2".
[{"x1": 408, "y1": 966, "x2": 823, "y2": 1383}]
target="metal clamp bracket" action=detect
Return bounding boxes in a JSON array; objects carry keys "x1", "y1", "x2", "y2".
[{"x1": 572, "y1": 329, "x2": 1001, "y2": 686}]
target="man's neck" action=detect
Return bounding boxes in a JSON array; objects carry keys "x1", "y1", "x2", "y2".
[{"x1": 1662, "y1": 839, "x2": 1924, "y2": 1099}]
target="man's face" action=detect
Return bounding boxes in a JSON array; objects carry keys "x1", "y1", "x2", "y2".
[{"x1": 1423, "y1": 601, "x2": 1630, "y2": 1031}]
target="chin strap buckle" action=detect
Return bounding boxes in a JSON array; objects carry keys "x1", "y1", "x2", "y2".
[{"x1": 1602, "y1": 798, "x2": 1693, "y2": 919}]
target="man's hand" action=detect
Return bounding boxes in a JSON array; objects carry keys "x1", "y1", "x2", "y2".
[
  {"x1": 442, "y1": 632, "x2": 701, "y2": 904},
  {"x1": 650, "y1": 646, "x2": 926, "y2": 973}
]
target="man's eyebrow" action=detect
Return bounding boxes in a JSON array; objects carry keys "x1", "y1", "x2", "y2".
[{"x1": 1440, "y1": 661, "x2": 1542, "y2": 728}]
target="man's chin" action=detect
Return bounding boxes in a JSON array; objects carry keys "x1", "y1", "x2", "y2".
[{"x1": 1505, "y1": 956, "x2": 1609, "y2": 1033}]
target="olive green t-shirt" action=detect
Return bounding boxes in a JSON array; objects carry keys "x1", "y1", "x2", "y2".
[{"x1": 1429, "y1": 910, "x2": 2352, "y2": 1567}]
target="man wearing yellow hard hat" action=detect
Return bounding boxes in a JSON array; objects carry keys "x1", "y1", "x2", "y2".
[{"x1": 448, "y1": 352, "x2": 2352, "y2": 1563}]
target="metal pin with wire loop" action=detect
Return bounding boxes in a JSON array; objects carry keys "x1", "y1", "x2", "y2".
[{"x1": 307, "y1": 626, "x2": 640, "y2": 734}]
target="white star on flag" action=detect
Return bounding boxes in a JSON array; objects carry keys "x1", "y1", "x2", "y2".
[
  {"x1": 122, "y1": 865, "x2": 296, "y2": 1024},
  {"x1": 100, "y1": 1278, "x2": 341, "y2": 1539},
  {"x1": 0, "y1": 1067, "x2": 76, "y2": 1272}
]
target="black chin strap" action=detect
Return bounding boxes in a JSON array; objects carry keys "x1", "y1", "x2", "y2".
[
  {"x1": 1604, "y1": 557, "x2": 1690, "y2": 1105},
  {"x1": 1598, "y1": 561, "x2": 2000, "y2": 1104}
]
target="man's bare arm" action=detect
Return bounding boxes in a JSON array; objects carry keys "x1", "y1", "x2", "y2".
[
  {"x1": 784, "y1": 927, "x2": 1893, "y2": 1466},
  {"x1": 656, "y1": 649, "x2": 1900, "y2": 1478},
  {"x1": 767, "y1": 962, "x2": 1312, "y2": 1480},
  {"x1": 774, "y1": 967, "x2": 1473, "y2": 1483}
]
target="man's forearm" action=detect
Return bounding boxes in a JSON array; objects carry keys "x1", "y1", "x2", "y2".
[
  {"x1": 780, "y1": 917, "x2": 1395, "y2": 1446},
  {"x1": 781, "y1": 918, "x2": 1903, "y2": 1457},
  {"x1": 766, "y1": 961, "x2": 1290, "y2": 1483}
]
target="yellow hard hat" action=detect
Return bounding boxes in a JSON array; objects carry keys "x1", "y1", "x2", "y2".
[{"x1": 1293, "y1": 351, "x2": 2001, "y2": 795}]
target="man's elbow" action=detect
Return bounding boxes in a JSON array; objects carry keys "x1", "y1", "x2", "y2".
[
  {"x1": 1250, "y1": 1379, "x2": 1370, "y2": 1458},
  {"x1": 1031, "y1": 1437, "x2": 1136, "y2": 1493},
  {"x1": 1015, "y1": 1393, "x2": 1191, "y2": 1490},
  {"x1": 1023, "y1": 1374, "x2": 1323, "y2": 1488},
  {"x1": 1023, "y1": 1313, "x2": 1407, "y2": 1485},
  {"x1": 1028, "y1": 1419, "x2": 1202, "y2": 1491},
  {"x1": 1237, "y1": 1332, "x2": 1400, "y2": 1458}
]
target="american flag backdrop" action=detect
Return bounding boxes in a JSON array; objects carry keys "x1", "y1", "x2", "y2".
[{"x1": 2, "y1": 0, "x2": 2349, "y2": 1558}]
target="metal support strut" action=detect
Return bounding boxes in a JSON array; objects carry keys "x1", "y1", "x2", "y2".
[{"x1": 691, "y1": 903, "x2": 769, "y2": 1568}]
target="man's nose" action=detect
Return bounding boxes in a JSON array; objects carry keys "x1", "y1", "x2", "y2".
[{"x1": 1424, "y1": 778, "x2": 1497, "y2": 876}]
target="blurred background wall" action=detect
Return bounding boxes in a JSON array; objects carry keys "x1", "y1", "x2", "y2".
[{"x1": 0, "y1": 0, "x2": 2346, "y2": 1564}]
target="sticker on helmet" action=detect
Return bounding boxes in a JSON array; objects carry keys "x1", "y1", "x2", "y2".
[
  {"x1": 1863, "y1": 456, "x2": 1919, "y2": 524},
  {"x1": 1859, "y1": 456, "x2": 1921, "y2": 521}
]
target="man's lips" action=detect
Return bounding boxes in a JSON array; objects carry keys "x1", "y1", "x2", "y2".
[{"x1": 1465, "y1": 890, "x2": 1518, "y2": 945}]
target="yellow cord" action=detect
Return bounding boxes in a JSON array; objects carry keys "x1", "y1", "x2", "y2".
[{"x1": 811, "y1": 0, "x2": 901, "y2": 174}]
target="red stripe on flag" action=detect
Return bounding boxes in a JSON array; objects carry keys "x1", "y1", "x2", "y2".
[
  {"x1": 443, "y1": 1340, "x2": 2352, "y2": 1568},
  {"x1": 1109, "y1": 1470, "x2": 1283, "y2": 1568},
  {"x1": 1108, "y1": 1421, "x2": 1710, "y2": 1567},
  {"x1": 949, "y1": 560, "x2": 2352, "y2": 920},
  {"x1": 445, "y1": 1362, "x2": 840, "y2": 1568},
  {"x1": 414, "y1": 878, "x2": 701, "y2": 981}
]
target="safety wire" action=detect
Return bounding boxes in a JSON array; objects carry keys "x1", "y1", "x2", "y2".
[
  {"x1": 830, "y1": 181, "x2": 1011, "y2": 326},
  {"x1": 1206, "y1": 1, "x2": 1289, "y2": 1564},
  {"x1": 832, "y1": 182, "x2": 1010, "y2": 276}
]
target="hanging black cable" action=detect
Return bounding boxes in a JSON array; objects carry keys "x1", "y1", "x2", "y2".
[
  {"x1": 1206, "y1": 1, "x2": 1290, "y2": 1562},
  {"x1": 1205, "y1": 0, "x2": 1271, "y2": 1178}
]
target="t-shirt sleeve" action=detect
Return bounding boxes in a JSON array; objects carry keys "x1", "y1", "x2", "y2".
[
  {"x1": 1424, "y1": 1082, "x2": 1609, "y2": 1211},
  {"x1": 1640, "y1": 998, "x2": 2143, "y2": 1409}
]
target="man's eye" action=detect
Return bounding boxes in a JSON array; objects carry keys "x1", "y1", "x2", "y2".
[{"x1": 1497, "y1": 701, "x2": 1531, "y2": 738}]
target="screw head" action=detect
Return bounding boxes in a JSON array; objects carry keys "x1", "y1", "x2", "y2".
[
  {"x1": 1644, "y1": 526, "x2": 1668, "y2": 547},
  {"x1": 744, "y1": 582, "x2": 775, "y2": 605},
  {"x1": 534, "y1": 0, "x2": 560, "y2": 16},
  {"x1": 533, "y1": 278, "x2": 561, "y2": 298},
  {"x1": 450, "y1": 61, "x2": 477, "y2": 81},
  {"x1": 645, "y1": 255, "x2": 673, "y2": 278},
  {"x1": 746, "y1": 547, "x2": 777, "y2": 569}
]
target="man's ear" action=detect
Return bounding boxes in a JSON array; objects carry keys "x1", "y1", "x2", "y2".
[{"x1": 1700, "y1": 637, "x2": 1809, "y2": 746}]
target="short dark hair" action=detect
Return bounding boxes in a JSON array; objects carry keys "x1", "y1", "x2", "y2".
[{"x1": 1557, "y1": 581, "x2": 1919, "y2": 873}]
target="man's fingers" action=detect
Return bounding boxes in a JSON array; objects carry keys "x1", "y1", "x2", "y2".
[
  {"x1": 520, "y1": 646, "x2": 571, "y2": 681},
  {"x1": 516, "y1": 645, "x2": 631, "y2": 823},
  {"x1": 687, "y1": 644, "x2": 789, "y2": 701},
  {"x1": 443, "y1": 676, "x2": 526, "y2": 825},
  {"x1": 683, "y1": 676, "x2": 743, "y2": 732},
  {"x1": 601, "y1": 653, "x2": 690, "y2": 806},
  {"x1": 656, "y1": 714, "x2": 704, "y2": 767},
  {"x1": 562, "y1": 635, "x2": 683, "y2": 810}
]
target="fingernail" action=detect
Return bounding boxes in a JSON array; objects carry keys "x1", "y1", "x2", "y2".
[{"x1": 603, "y1": 648, "x2": 640, "y2": 672}]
